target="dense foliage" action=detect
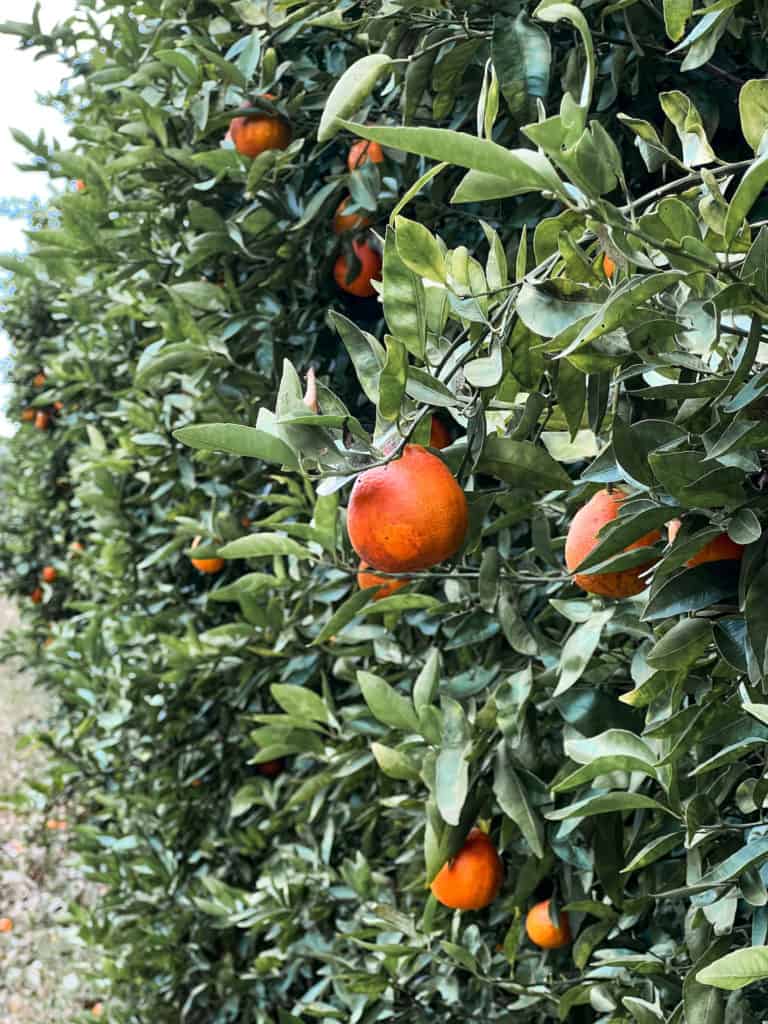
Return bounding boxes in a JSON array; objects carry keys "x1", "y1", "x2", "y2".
[{"x1": 4, "y1": 0, "x2": 768, "y2": 1021}]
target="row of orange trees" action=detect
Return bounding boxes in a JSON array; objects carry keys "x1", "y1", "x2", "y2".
[{"x1": 3, "y1": 0, "x2": 768, "y2": 1021}]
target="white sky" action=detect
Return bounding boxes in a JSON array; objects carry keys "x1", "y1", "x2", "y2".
[{"x1": 0, "y1": 0, "x2": 78, "y2": 436}]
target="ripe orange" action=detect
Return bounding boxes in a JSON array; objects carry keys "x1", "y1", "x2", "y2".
[
  {"x1": 565, "y1": 488, "x2": 661, "y2": 598},
  {"x1": 0, "y1": 918, "x2": 12, "y2": 933},
  {"x1": 69, "y1": 541, "x2": 84, "y2": 555},
  {"x1": 92, "y1": 1004, "x2": 104, "y2": 1019},
  {"x1": 75, "y1": 179, "x2": 86, "y2": 191},
  {"x1": 53, "y1": 400, "x2": 64, "y2": 412},
  {"x1": 525, "y1": 899, "x2": 571, "y2": 949},
  {"x1": 30, "y1": 587, "x2": 43, "y2": 605},
  {"x1": 35, "y1": 410, "x2": 50, "y2": 431},
  {"x1": 20, "y1": 408, "x2": 35, "y2": 422},
  {"x1": 229, "y1": 99, "x2": 291, "y2": 158},
  {"x1": 190, "y1": 536, "x2": 225, "y2": 575},
  {"x1": 357, "y1": 561, "x2": 410, "y2": 600},
  {"x1": 45, "y1": 818, "x2": 66, "y2": 831},
  {"x1": 256, "y1": 758, "x2": 285, "y2": 778},
  {"x1": 667, "y1": 519, "x2": 744, "y2": 567},
  {"x1": 333, "y1": 197, "x2": 373, "y2": 234},
  {"x1": 240, "y1": 516, "x2": 252, "y2": 529},
  {"x1": 430, "y1": 828, "x2": 503, "y2": 910},
  {"x1": 430, "y1": 417, "x2": 452, "y2": 450},
  {"x1": 33, "y1": 372, "x2": 46, "y2": 388},
  {"x1": 602, "y1": 254, "x2": 616, "y2": 279},
  {"x1": 348, "y1": 445, "x2": 468, "y2": 572},
  {"x1": 42, "y1": 565, "x2": 57, "y2": 583},
  {"x1": 333, "y1": 238, "x2": 382, "y2": 297},
  {"x1": 348, "y1": 140, "x2": 384, "y2": 171}
]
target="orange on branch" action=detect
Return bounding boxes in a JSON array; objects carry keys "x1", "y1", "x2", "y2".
[
  {"x1": 229, "y1": 99, "x2": 291, "y2": 158},
  {"x1": 430, "y1": 828, "x2": 503, "y2": 910},
  {"x1": 35, "y1": 411, "x2": 51, "y2": 431},
  {"x1": 333, "y1": 238, "x2": 382, "y2": 297},
  {"x1": 348, "y1": 445, "x2": 468, "y2": 572},
  {"x1": 357, "y1": 561, "x2": 410, "y2": 600},
  {"x1": 33, "y1": 372, "x2": 46, "y2": 388},
  {"x1": 42, "y1": 566, "x2": 57, "y2": 583},
  {"x1": 429, "y1": 417, "x2": 452, "y2": 450},
  {"x1": 0, "y1": 918, "x2": 12, "y2": 933},
  {"x1": 667, "y1": 519, "x2": 745, "y2": 566},
  {"x1": 333, "y1": 197, "x2": 373, "y2": 234},
  {"x1": 190, "y1": 536, "x2": 225, "y2": 575},
  {"x1": 30, "y1": 587, "x2": 43, "y2": 605},
  {"x1": 347, "y1": 139, "x2": 384, "y2": 171},
  {"x1": 565, "y1": 488, "x2": 661, "y2": 599},
  {"x1": 20, "y1": 408, "x2": 35, "y2": 422},
  {"x1": 602, "y1": 253, "x2": 617, "y2": 279},
  {"x1": 526, "y1": 899, "x2": 571, "y2": 949}
]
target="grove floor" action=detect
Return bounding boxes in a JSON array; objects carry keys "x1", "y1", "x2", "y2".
[{"x1": 0, "y1": 598, "x2": 102, "y2": 1022}]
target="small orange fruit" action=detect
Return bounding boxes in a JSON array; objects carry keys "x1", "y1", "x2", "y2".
[
  {"x1": 43, "y1": 636, "x2": 54, "y2": 647},
  {"x1": 565, "y1": 488, "x2": 661, "y2": 599},
  {"x1": 229, "y1": 98, "x2": 291, "y2": 158},
  {"x1": 33, "y1": 372, "x2": 46, "y2": 388},
  {"x1": 30, "y1": 587, "x2": 43, "y2": 605},
  {"x1": 602, "y1": 254, "x2": 616, "y2": 279},
  {"x1": 333, "y1": 238, "x2": 382, "y2": 298},
  {"x1": 75, "y1": 179, "x2": 86, "y2": 192},
  {"x1": 333, "y1": 197, "x2": 373, "y2": 234},
  {"x1": 21, "y1": 408, "x2": 35, "y2": 422},
  {"x1": 430, "y1": 828, "x2": 503, "y2": 910},
  {"x1": 256, "y1": 758, "x2": 285, "y2": 778},
  {"x1": 53, "y1": 400, "x2": 64, "y2": 412},
  {"x1": 42, "y1": 565, "x2": 57, "y2": 583},
  {"x1": 348, "y1": 445, "x2": 468, "y2": 572},
  {"x1": 0, "y1": 918, "x2": 12, "y2": 933},
  {"x1": 190, "y1": 536, "x2": 225, "y2": 575},
  {"x1": 430, "y1": 417, "x2": 452, "y2": 450},
  {"x1": 35, "y1": 410, "x2": 51, "y2": 431},
  {"x1": 69, "y1": 541, "x2": 84, "y2": 555},
  {"x1": 667, "y1": 519, "x2": 744, "y2": 567},
  {"x1": 526, "y1": 899, "x2": 571, "y2": 949},
  {"x1": 191, "y1": 778, "x2": 203, "y2": 788},
  {"x1": 357, "y1": 561, "x2": 410, "y2": 600},
  {"x1": 348, "y1": 140, "x2": 384, "y2": 171},
  {"x1": 91, "y1": 1004, "x2": 104, "y2": 1019},
  {"x1": 240, "y1": 516, "x2": 252, "y2": 529}
]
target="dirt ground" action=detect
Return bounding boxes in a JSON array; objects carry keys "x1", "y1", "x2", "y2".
[{"x1": 0, "y1": 598, "x2": 103, "y2": 1022}]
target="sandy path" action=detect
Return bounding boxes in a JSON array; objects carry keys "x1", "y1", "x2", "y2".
[{"x1": 0, "y1": 598, "x2": 103, "y2": 1021}]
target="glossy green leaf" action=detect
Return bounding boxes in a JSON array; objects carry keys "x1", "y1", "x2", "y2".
[{"x1": 318, "y1": 54, "x2": 393, "y2": 141}]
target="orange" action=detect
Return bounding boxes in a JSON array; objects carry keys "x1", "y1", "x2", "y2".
[
  {"x1": 0, "y1": 918, "x2": 12, "y2": 933},
  {"x1": 256, "y1": 758, "x2": 285, "y2": 778},
  {"x1": 92, "y1": 1004, "x2": 104, "y2": 1019},
  {"x1": 75, "y1": 179, "x2": 86, "y2": 191},
  {"x1": 69, "y1": 541, "x2": 84, "y2": 555},
  {"x1": 348, "y1": 140, "x2": 384, "y2": 171},
  {"x1": 348, "y1": 445, "x2": 468, "y2": 572},
  {"x1": 430, "y1": 828, "x2": 503, "y2": 910},
  {"x1": 42, "y1": 565, "x2": 57, "y2": 583},
  {"x1": 667, "y1": 519, "x2": 744, "y2": 567},
  {"x1": 357, "y1": 561, "x2": 410, "y2": 600},
  {"x1": 602, "y1": 254, "x2": 616, "y2": 279},
  {"x1": 430, "y1": 417, "x2": 452, "y2": 450},
  {"x1": 240, "y1": 516, "x2": 252, "y2": 529},
  {"x1": 565, "y1": 488, "x2": 661, "y2": 598},
  {"x1": 190, "y1": 536, "x2": 225, "y2": 575},
  {"x1": 20, "y1": 408, "x2": 35, "y2": 422},
  {"x1": 35, "y1": 410, "x2": 50, "y2": 431},
  {"x1": 30, "y1": 587, "x2": 43, "y2": 605},
  {"x1": 229, "y1": 100, "x2": 291, "y2": 158},
  {"x1": 191, "y1": 778, "x2": 203, "y2": 788},
  {"x1": 333, "y1": 238, "x2": 382, "y2": 298},
  {"x1": 33, "y1": 372, "x2": 46, "y2": 388},
  {"x1": 53, "y1": 400, "x2": 64, "y2": 412},
  {"x1": 333, "y1": 197, "x2": 373, "y2": 234},
  {"x1": 525, "y1": 899, "x2": 571, "y2": 949}
]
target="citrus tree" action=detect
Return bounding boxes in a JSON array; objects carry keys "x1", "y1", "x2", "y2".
[{"x1": 3, "y1": 0, "x2": 768, "y2": 1022}]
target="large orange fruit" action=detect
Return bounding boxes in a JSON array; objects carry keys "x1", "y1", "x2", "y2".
[
  {"x1": 667, "y1": 519, "x2": 744, "y2": 567},
  {"x1": 20, "y1": 408, "x2": 35, "y2": 422},
  {"x1": 333, "y1": 238, "x2": 382, "y2": 297},
  {"x1": 565, "y1": 488, "x2": 661, "y2": 598},
  {"x1": 430, "y1": 828, "x2": 503, "y2": 910},
  {"x1": 0, "y1": 918, "x2": 12, "y2": 933},
  {"x1": 347, "y1": 140, "x2": 384, "y2": 171},
  {"x1": 42, "y1": 565, "x2": 57, "y2": 583},
  {"x1": 190, "y1": 536, "x2": 225, "y2": 575},
  {"x1": 230, "y1": 100, "x2": 291, "y2": 158},
  {"x1": 430, "y1": 417, "x2": 452, "y2": 450},
  {"x1": 34, "y1": 410, "x2": 50, "y2": 431},
  {"x1": 526, "y1": 899, "x2": 571, "y2": 949},
  {"x1": 333, "y1": 197, "x2": 373, "y2": 234},
  {"x1": 348, "y1": 445, "x2": 468, "y2": 572},
  {"x1": 357, "y1": 561, "x2": 410, "y2": 600}
]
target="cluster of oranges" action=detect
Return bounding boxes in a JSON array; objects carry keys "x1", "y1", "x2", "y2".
[
  {"x1": 20, "y1": 371, "x2": 64, "y2": 430},
  {"x1": 30, "y1": 564, "x2": 57, "y2": 604},
  {"x1": 565, "y1": 488, "x2": 743, "y2": 600},
  {"x1": 225, "y1": 99, "x2": 383, "y2": 300},
  {"x1": 428, "y1": 828, "x2": 571, "y2": 949}
]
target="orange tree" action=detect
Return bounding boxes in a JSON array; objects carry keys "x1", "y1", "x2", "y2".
[{"x1": 2, "y1": 0, "x2": 768, "y2": 1022}]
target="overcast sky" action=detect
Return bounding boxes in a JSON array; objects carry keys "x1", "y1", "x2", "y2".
[{"x1": 0, "y1": 0, "x2": 78, "y2": 435}]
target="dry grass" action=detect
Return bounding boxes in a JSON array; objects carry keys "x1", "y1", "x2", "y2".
[{"x1": 0, "y1": 598, "x2": 103, "y2": 1022}]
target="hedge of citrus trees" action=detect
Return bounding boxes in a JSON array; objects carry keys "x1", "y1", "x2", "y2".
[{"x1": 3, "y1": 0, "x2": 768, "y2": 1021}]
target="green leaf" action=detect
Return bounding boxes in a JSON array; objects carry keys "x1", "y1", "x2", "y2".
[
  {"x1": 414, "y1": 649, "x2": 441, "y2": 712},
  {"x1": 270, "y1": 684, "x2": 329, "y2": 723},
  {"x1": 725, "y1": 151, "x2": 768, "y2": 243},
  {"x1": 492, "y1": 12, "x2": 551, "y2": 121},
  {"x1": 643, "y1": 563, "x2": 741, "y2": 621},
  {"x1": 167, "y1": 281, "x2": 229, "y2": 311},
  {"x1": 554, "y1": 609, "x2": 614, "y2": 697},
  {"x1": 663, "y1": 0, "x2": 692, "y2": 41},
  {"x1": 329, "y1": 311, "x2": 385, "y2": 405},
  {"x1": 696, "y1": 947, "x2": 768, "y2": 992},
  {"x1": 547, "y1": 792, "x2": 675, "y2": 820},
  {"x1": 494, "y1": 743, "x2": 544, "y2": 857},
  {"x1": 659, "y1": 91, "x2": 716, "y2": 166},
  {"x1": 218, "y1": 534, "x2": 315, "y2": 560},
  {"x1": 313, "y1": 588, "x2": 374, "y2": 646},
  {"x1": 335, "y1": 119, "x2": 567, "y2": 200},
  {"x1": 739, "y1": 81, "x2": 768, "y2": 154},
  {"x1": 370, "y1": 742, "x2": 421, "y2": 782},
  {"x1": 379, "y1": 335, "x2": 407, "y2": 421},
  {"x1": 173, "y1": 423, "x2": 299, "y2": 468},
  {"x1": 231, "y1": 784, "x2": 262, "y2": 818},
  {"x1": 646, "y1": 619, "x2": 712, "y2": 669},
  {"x1": 357, "y1": 671, "x2": 420, "y2": 733},
  {"x1": 555, "y1": 730, "x2": 658, "y2": 792},
  {"x1": 318, "y1": 54, "x2": 393, "y2": 142},
  {"x1": 478, "y1": 436, "x2": 571, "y2": 490},
  {"x1": 394, "y1": 216, "x2": 446, "y2": 283},
  {"x1": 622, "y1": 832, "x2": 683, "y2": 874},
  {"x1": 436, "y1": 698, "x2": 470, "y2": 826},
  {"x1": 383, "y1": 226, "x2": 426, "y2": 359}
]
